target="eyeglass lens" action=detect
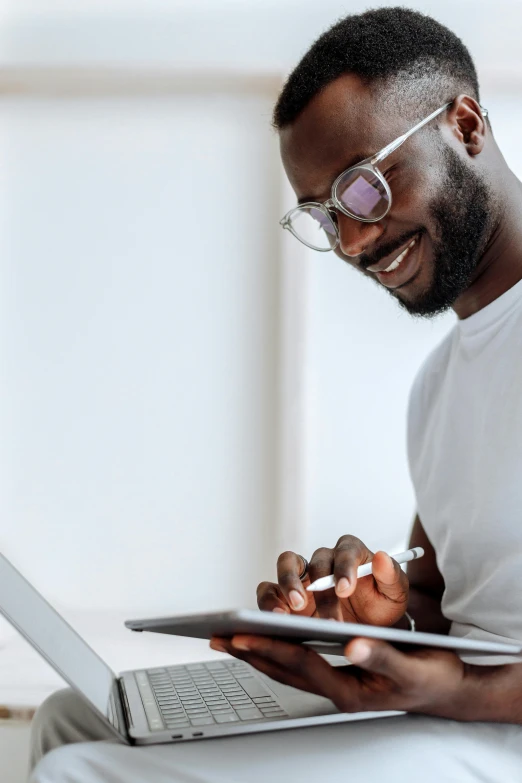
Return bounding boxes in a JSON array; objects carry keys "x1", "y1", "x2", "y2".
[
  {"x1": 335, "y1": 167, "x2": 389, "y2": 220},
  {"x1": 289, "y1": 206, "x2": 337, "y2": 251},
  {"x1": 287, "y1": 167, "x2": 391, "y2": 250}
]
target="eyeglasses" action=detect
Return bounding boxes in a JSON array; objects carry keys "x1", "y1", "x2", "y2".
[{"x1": 280, "y1": 102, "x2": 488, "y2": 252}]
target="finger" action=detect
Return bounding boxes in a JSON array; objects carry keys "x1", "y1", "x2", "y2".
[
  {"x1": 308, "y1": 547, "x2": 343, "y2": 620},
  {"x1": 209, "y1": 636, "x2": 315, "y2": 692},
  {"x1": 344, "y1": 637, "x2": 415, "y2": 685},
  {"x1": 226, "y1": 646, "x2": 323, "y2": 696},
  {"x1": 256, "y1": 581, "x2": 291, "y2": 614},
  {"x1": 210, "y1": 636, "x2": 229, "y2": 653},
  {"x1": 370, "y1": 551, "x2": 409, "y2": 603},
  {"x1": 333, "y1": 536, "x2": 374, "y2": 598},
  {"x1": 276, "y1": 551, "x2": 310, "y2": 612},
  {"x1": 230, "y1": 635, "x2": 350, "y2": 707}
]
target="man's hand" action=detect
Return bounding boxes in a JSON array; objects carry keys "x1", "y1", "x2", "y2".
[
  {"x1": 210, "y1": 634, "x2": 473, "y2": 719},
  {"x1": 257, "y1": 536, "x2": 408, "y2": 626}
]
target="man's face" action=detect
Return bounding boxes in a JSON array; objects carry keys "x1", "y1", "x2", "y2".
[{"x1": 279, "y1": 74, "x2": 492, "y2": 317}]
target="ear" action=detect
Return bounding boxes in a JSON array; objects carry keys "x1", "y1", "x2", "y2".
[{"x1": 447, "y1": 95, "x2": 487, "y2": 157}]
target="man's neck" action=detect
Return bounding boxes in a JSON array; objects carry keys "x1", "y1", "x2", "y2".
[{"x1": 453, "y1": 172, "x2": 522, "y2": 320}]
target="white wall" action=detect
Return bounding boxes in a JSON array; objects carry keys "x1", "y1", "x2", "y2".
[
  {"x1": 0, "y1": 87, "x2": 282, "y2": 613},
  {"x1": 1, "y1": 1, "x2": 522, "y2": 616},
  {"x1": 1, "y1": 0, "x2": 522, "y2": 77}
]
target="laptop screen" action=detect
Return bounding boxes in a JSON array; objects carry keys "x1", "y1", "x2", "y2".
[{"x1": 0, "y1": 553, "x2": 117, "y2": 725}]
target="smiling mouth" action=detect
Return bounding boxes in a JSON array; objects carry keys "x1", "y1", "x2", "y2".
[
  {"x1": 380, "y1": 237, "x2": 417, "y2": 273},
  {"x1": 370, "y1": 234, "x2": 423, "y2": 290}
]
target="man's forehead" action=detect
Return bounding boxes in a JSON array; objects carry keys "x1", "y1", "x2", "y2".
[{"x1": 279, "y1": 73, "x2": 396, "y2": 198}]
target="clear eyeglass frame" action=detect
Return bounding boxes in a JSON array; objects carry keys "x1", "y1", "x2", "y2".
[{"x1": 280, "y1": 101, "x2": 489, "y2": 252}]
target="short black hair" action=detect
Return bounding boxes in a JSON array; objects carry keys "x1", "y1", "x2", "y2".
[{"x1": 273, "y1": 7, "x2": 480, "y2": 129}]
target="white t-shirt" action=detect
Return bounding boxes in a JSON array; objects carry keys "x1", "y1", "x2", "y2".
[{"x1": 408, "y1": 278, "x2": 522, "y2": 664}]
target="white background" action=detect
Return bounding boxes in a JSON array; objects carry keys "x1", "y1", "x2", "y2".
[{"x1": 1, "y1": 0, "x2": 522, "y2": 616}]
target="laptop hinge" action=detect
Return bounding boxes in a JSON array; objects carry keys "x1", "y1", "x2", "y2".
[{"x1": 117, "y1": 677, "x2": 134, "y2": 729}]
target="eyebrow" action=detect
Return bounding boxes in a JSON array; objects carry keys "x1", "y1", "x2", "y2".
[{"x1": 296, "y1": 149, "x2": 376, "y2": 205}]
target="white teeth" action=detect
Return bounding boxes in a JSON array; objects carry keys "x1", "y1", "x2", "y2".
[{"x1": 383, "y1": 238, "x2": 416, "y2": 273}]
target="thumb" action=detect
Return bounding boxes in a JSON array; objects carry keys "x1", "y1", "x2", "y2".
[
  {"x1": 344, "y1": 637, "x2": 414, "y2": 684},
  {"x1": 370, "y1": 551, "x2": 408, "y2": 602}
]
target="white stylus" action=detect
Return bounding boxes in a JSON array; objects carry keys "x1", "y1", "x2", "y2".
[{"x1": 306, "y1": 546, "x2": 425, "y2": 592}]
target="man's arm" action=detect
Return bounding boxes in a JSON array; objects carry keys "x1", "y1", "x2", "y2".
[
  {"x1": 402, "y1": 514, "x2": 451, "y2": 635},
  {"x1": 221, "y1": 514, "x2": 522, "y2": 723},
  {"x1": 214, "y1": 634, "x2": 522, "y2": 725}
]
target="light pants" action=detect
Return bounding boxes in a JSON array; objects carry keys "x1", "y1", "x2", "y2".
[{"x1": 29, "y1": 688, "x2": 522, "y2": 783}]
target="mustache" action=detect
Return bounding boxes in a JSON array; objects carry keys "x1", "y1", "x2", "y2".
[{"x1": 359, "y1": 229, "x2": 424, "y2": 270}]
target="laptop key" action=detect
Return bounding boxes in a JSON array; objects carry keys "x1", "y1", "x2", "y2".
[
  {"x1": 235, "y1": 707, "x2": 263, "y2": 721},
  {"x1": 213, "y1": 711, "x2": 240, "y2": 723},
  {"x1": 190, "y1": 716, "x2": 215, "y2": 726},
  {"x1": 238, "y1": 678, "x2": 272, "y2": 699}
]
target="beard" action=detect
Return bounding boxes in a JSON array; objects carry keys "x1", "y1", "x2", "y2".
[{"x1": 392, "y1": 144, "x2": 494, "y2": 317}]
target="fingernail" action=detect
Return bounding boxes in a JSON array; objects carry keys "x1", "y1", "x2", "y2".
[
  {"x1": 289, "y1": 590, "x2": 305, "y2": 611},
  {"x1": 232, "y1": 639, "x2": 250, "y2": 651},
  {"x1": 346, "y1": 640, "x2": 371, "y2": 664},
  {"x1": 209, "y1": 641, "x2": 227, "y2": 653},
  {"x1": 336, "y1": 577, "x2": 350, "y2": 594},
  {"x1": 272, "y1": 607, "x2": 287, "y2": 614}
]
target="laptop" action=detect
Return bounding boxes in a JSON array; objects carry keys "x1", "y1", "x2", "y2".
[{"x1": 0, "y1": 552, "x2": 405, "y2": 745}]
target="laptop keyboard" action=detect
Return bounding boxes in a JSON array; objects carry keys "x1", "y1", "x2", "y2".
[{"x1": 135, "y1": 660, "x2": 288, "y2": 732}]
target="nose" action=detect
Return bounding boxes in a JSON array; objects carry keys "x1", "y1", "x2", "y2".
[{"x1": 337, "y1": 212, "x2": 384, "y2": 258}]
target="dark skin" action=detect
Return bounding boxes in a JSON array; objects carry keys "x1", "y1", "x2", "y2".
[
  {"x1": 279, "y1": 74, "x2": 522, "y2": 319},
  {"x1": 210, "y1": 74, "x2": 522, "y2": 722}
]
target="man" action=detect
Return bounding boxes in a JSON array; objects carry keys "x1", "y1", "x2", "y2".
[{"x1": 29, "y1": 7, "x2": 522, "y2": 782}]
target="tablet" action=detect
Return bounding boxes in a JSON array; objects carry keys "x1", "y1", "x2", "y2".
[{"x1": 125, "y1": 609, "x2": 522, "y2": 658}]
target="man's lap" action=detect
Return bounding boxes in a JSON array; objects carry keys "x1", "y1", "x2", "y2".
[{"x1": 29, "y1": 689, "x2": 522, "y2": 783}]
